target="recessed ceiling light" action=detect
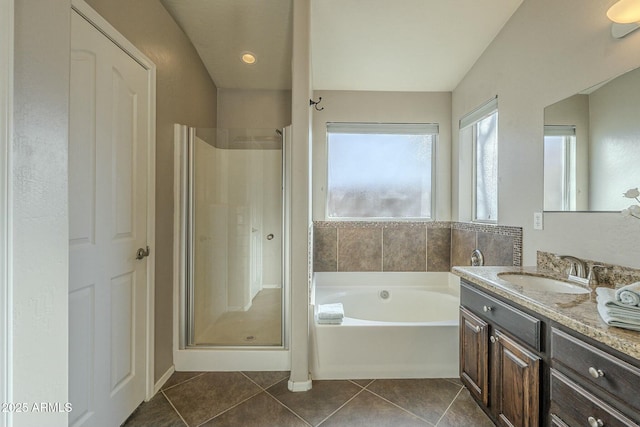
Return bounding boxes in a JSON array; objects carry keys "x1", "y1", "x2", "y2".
[{"x1": 241, "y1": 52, "x2": 257, "y2": 65}]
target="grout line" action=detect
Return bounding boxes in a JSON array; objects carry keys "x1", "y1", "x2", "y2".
[
  {"x1": 363, "y1": 388, "x2": 435, "y2": 426},
  {"x1": 425, "y1": 226, "x2": 429, "y2": 271},
  {"x1": 194, "y1": 388, "x2": 265, "y2": 427},
  {"x1": 240, "y1": 372, "x2": 290, "y2": 392},
  {"x1": 380, "y1": 227, "x2": 384, "y2": 272},
  {"x1": 336, "y1": 228, "x2": 340, "y2": 271},
  {"x1": 239, "y1": 371, "x2": 268, "y2": 391},
  {"x1": 434, "y1": 385, "x2": 464, "y2": 427},
  {"x1": 262, "y1": 389, "x2": 313, "y2": 427},
  {"x1": 347, "y1": 379, "x2": 374, "y2": 388},
  {"x1": 315, "y1": 387, "x2": 367, "y2": 426},
  {"x1": 161, "y1": 372, "x2": 206, "y2": 392},
  {"x1": 442, "y1": 378, "x2": 462, "y2": 387},
  {"x1": 161, "y1": 390, "x2": 189, "y2": 427}
]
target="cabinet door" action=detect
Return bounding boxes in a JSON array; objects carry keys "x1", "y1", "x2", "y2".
[
  {"x1": 492, "y1": 329, "x2": 540, "y2": 427},
  {"x1": 460, "y1": 307, "x2": 489, "y2": 406}
]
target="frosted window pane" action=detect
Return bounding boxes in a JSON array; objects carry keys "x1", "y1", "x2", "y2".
[
  {"x1": 475, "y1": 112, "x2": 498, "y2": 221},
  {"x1": 327, "y1": 132, "x2": 434, "y2": 219}
]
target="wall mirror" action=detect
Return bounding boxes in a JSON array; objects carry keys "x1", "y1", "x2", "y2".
[{"x1": 543, "y1": 66, "x2": 640, "y2": 212}]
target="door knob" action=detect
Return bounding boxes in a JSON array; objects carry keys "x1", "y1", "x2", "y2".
[{"x1": 136, "y1": 246, "x2": 150, "y2": 260}]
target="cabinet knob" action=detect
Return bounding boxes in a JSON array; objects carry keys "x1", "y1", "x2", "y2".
[
  {"x1": 490, "y1": 335, "x2": 498, "y2": 344},
  {"x1": 474, "y1": 325, "x2": 480, "y2": 333},
  {"x1": 588, "y1": 367, "x2": 605, "y2": 379},
  {"x1": 483, "y1": 305, "x2": 493, "y2": 312},
  {"x1": 588, "y1": 416, "x2": 604, "y2": 427}
]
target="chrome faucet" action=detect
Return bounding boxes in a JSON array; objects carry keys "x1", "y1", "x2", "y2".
[{"x1": 558, "y1": 255, "x2": 587, "y2": 279}]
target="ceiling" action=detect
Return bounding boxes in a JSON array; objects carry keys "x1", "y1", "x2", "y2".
[
  {"x1": 161, "y1": 0, "x2": 523, "y2": 92},
  {"x1": 160, "y1": 0, "x2": 294, "y2": 90}
]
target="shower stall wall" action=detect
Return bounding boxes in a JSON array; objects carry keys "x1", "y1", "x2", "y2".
[{"x1": 177, "y1": 126, "x2": 290, "y2": 352}]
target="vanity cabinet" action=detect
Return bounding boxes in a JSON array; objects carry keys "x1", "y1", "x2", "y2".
[
  {"x1": 549, "y1": 327, "x2": 640, "y2": 427},
  {"x1": 460, "y1": 307, "x2": 489, "y2": 406},
  {"x1": 460, "y1": 281, "x2": 542, "y2": 427}
]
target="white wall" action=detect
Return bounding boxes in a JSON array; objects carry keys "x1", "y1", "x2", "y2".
[
  {"x1": 311, "y1": 90, "x2": 452, "y2": 221},
  {"x1": 12, "y1": 0, "x2": 70, "y2": 425},
  {"x1": 589, "y1": 67, "x2": 640, "y2": 211},
  {"x1": 0, "y1": 0, "x2": 12, "y2": 424},
  {"x1": 452, "y1": 0, "x2": 640, "y2": 268},
  {"x1": 217, "y1": 88, "x2": 292, "y2": 129}
]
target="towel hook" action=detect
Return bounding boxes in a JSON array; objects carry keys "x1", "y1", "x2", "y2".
[{"x1": 309, "y1": 97, "x2": 324, "y2": 111}]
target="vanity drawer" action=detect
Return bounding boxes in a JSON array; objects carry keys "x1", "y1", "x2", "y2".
[
  {"x1": 551, "y1": 328, "x2": 640, "y2": 413},
  {"x1": 460, "y1": 282, "x2": 541, "y2": 350},
  {"x1": 550, "y1": 369, "x2": 639, "y2": 427}
]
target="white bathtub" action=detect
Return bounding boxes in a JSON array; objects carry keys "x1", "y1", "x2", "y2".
[{"x1": 310, "y1": 272, "x2": 460, "y2": 379}]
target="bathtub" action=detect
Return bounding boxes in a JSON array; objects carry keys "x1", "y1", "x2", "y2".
[{"x1": 310, "y1": 272, "x2": 460, "y2": 379}]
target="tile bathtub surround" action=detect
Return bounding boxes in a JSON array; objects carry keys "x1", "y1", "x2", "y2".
[
  {"x1": 312, "y1": 221, "x2": 522, "y2": 272},
  {"x1": 451, "y1": 222, "x2": 522, "y2": 267},
  {"x1": 537, "y1": 251, "x2": 640, "y2": 288},
  {"x1": 313, "y1": 222, "x2": 451, "y2": 273},
  {"x1": 427, "y1": 227, "x2": 452, "y2": 272},
  {"x1": 124, "y1": 371, "x2": 494, "y2": 427},
  {"x1": 338, "y1": 227, "x2": 383, "y2": 271},
  {"x1": 383, "y1": 227, "x2": 426, "y2": 271},
  {"x1": 313, "y1": 227, "x2": 338, "y2": 272},
  {"x1": 450, "y1": 228, "x2": 476, "y2": 268}
]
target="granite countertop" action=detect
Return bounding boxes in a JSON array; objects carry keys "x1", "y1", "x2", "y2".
[{"x1": 453, "y1": 265, "x2": 640, "y2": 361}]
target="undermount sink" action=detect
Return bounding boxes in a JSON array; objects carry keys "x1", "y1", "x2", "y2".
[{"x1": 497, "y1": 273, "x2": 590, "y2": 294}]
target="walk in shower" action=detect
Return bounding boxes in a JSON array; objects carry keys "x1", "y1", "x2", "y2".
[{"x1": 177, "y1": 126, "x2": 290, "y2": 349}]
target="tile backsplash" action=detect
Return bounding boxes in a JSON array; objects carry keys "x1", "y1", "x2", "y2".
[{"x1": 313, "y1": 221, "x2": 522, "y2": 272}]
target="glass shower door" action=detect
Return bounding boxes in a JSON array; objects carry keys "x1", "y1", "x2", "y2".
[{"x1": 187, "y1": 127, "x2": 284, "y2": 347}]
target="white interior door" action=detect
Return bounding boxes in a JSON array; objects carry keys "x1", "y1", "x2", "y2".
[{"x1": 69, "y1": 9, "x2": 150, "y2": 427}]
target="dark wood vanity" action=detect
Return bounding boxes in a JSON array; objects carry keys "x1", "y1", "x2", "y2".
[
  {"x1": 549, "y1": 327, "x2": 640, "y2": 426},
  {"x1": 459, "y1": 277, "x2": 640, "y2": 427}
]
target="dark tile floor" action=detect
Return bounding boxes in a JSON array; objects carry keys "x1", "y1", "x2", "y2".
[{"x1": 123, "y1": 371, "x2": 495, "y2": 427}]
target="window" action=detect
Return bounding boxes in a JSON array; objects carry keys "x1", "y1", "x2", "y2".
[
  {"x1": 326, "y1": 122, "x2": 437, "y2": 220},
  {"x1": 460, "y1": 97, "x2": 498, "y2": 222},
  {"x1": 543, "y1": 125, "x2": 576, "y2": 211}
]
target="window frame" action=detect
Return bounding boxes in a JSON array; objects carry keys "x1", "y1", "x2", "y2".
[
  {"x1": 460, "y1": 97, "x2": 499, "y2": 224},
  {"x1": 324, "y1": 122, "x2": 438, "y2": 222}
]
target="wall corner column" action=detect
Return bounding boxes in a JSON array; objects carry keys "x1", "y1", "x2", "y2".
[{"x1": 288, "y1": 0, "x2": 312, "y2": 392}]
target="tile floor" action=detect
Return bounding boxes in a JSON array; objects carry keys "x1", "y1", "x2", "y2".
[{"x1": 123, "y1": 371, "x2": 495, "y2": 427}]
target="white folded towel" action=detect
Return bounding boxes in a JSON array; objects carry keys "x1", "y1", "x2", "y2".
[
  {"x1": 596, "y1": 287, "x2": 640, "y2": 315},
  {"x1": 316, "y1": 317, "x2": 343, "y2": 325},
  {"x1": 597, "y1": 303, "x2": 640, "y2": 331},
  {"x1": 317, "y1": 303, "x2": 344, "y2": 320},
  {"x1": 615, "y1": 282, "x2": 640, "y2": 306}
]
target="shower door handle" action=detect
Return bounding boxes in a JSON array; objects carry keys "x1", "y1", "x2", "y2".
[{"x1": 266, "y1": 234, "x2": 274, "y2": 240}]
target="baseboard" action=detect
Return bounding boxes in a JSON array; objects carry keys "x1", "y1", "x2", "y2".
[
  {"x1": 288, "y1": 374, "x2": 312, "y2": 392},
  {"x1": 154, "y1": 365, "x2": 176, "y2": 395}
]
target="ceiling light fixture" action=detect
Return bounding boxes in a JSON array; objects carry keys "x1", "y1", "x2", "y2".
[
  {"x1": 241, "y1": 52, "x2": 257, "y2": 65},
  {"x1": 607, "y1": 0, "x2": 640, "y2": 38}
]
